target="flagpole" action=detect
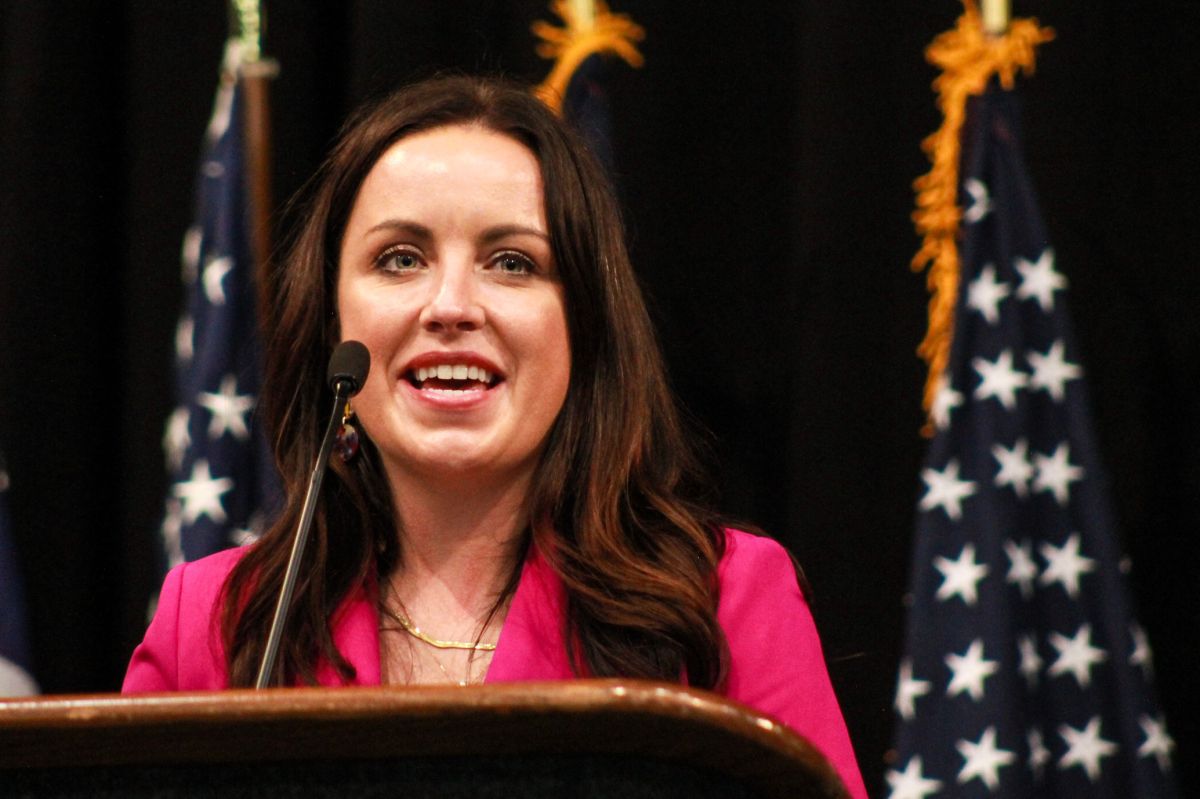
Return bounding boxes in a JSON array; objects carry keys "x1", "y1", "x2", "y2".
[
  {"x1": 241, "y1": 62, "x2": 278, "y2": 273},
  {"x1": 231, "y1": 0, "x2": 279, "y2": 274}
]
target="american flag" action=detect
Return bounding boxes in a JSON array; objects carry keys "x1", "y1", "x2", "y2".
[
  {"x1": 887, "y1": 85, "x2": 1177, "y2": 797},
  {"x1": 161, "y1": 42, "x2": 280, "y2": 566},
  {"x1": 0, "y1": 448, "x2": 38, "y2": 695}
]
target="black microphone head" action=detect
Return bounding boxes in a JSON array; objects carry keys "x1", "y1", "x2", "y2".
[{"x1": 327, "y1": 340, "x2": 370, "y2": 396}]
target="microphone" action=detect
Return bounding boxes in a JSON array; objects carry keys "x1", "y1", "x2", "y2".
[
  {"x1": 327, "y1": 339, "x2": 370, "y2": 395},
  {"x1": 255, "y1": 341, "x2": 370, "y2": 689}
]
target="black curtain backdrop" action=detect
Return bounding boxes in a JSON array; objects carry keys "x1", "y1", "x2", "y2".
[{"x1": 1, "y1": 2, "x2": 1195, "y2": 794}]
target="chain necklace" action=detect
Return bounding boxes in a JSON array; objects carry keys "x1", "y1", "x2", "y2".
[
  {"x1": 378, "y1": 604, "x2": 492, "y2": 686},
  {"x1": 380, "y1": 602, "x2": 497, "y2": 652}
]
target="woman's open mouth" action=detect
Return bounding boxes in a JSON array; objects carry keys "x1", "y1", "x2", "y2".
[{"x1": 406, "y1": 363, "x2": 501, "y2": 394}]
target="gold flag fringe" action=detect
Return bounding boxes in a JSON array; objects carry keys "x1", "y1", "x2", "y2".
[
  {"x1": 912, "y1": 0, "x2": 1053, "y2": 435},
  {"x1": 533, "y1": 0, "x2": 645, "y2": 114}
]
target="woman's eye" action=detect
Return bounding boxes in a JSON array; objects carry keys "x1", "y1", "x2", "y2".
[
  {"x1": 378, "y1": 249, "x2": 421, "y2": 272},
  {"x1": 492, "y1": 252, "x2": 535, "y2": 275}
]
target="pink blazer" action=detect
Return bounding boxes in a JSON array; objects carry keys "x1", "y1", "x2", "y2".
[{"x1": 124, "y1": 528, "x2": 867, "y2": 798}]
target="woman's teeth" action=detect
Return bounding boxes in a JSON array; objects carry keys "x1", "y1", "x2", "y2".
[
  {"x1": 411, "y1": 364, "x2": 495, "y2": 392},
  {"x1": 415, "y1": 364, "x2": 492, "y2": 383}
]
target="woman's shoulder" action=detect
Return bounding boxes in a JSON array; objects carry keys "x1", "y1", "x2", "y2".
[
  {"x1": 172, "y1": 545, "x2": 248, "y2": 582},
  {"x1": 717, "y1": 527, "x2": 796, "y2": 579},
  {"x1": 122, "y1": 546, "x2": 250, "y2": 693},
  {"x1": 714, "y1": 526, "x2": 808, "y2": 616},
  {"x1": 712, "y1": 528, "x2": 869, "y2": 798},
  {"x1": 160, "y1": 546, "x2": 249, "y2": 609}
]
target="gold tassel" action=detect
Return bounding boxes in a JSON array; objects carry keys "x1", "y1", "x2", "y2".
[
  {"x1": 912, "y1": 0, "x2": 1053, "y2": 435},
  {"x1": 533, "y1": 0, "x2": 645, "y2": 114}
]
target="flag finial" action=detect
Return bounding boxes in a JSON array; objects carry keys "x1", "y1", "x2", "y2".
[
  {"x1": 532, "y1": 0, "x2": 645, "y2": 115},
  {"x1": 230, "y1": 0, "x2": 264, "y2": 64}
]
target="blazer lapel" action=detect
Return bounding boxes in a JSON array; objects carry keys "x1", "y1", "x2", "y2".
[{"x1": 485, "y1": 544, "x2": 574, "y2": 682}]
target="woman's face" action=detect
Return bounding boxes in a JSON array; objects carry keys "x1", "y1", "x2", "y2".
[{"x1": 337, "y1": 124, "x2": 571, "y2": 488}]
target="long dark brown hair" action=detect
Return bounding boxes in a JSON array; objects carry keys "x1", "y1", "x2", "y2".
[{"x1": 223, "y1": 75, "x2": 729, "y2": 688}]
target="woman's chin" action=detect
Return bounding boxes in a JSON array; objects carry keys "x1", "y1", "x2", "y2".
[{"x1": 382, "y1": 436, "x2": 525, "y2": 484}]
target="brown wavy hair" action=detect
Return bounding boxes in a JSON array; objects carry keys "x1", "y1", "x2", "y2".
[{"x1": 222, "y1": 75, "x2": 729, "y2": 689}]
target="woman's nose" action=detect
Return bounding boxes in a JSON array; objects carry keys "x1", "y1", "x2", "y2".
[{"x1": 419, "y1": 262, "x2": 485, "y2": 333}]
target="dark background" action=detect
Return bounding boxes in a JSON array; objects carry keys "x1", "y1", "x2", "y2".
[{"x1": 1, "y1": 2, "x2": 1196, "y2": 794}]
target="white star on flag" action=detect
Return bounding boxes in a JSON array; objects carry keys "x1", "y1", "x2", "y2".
[
  {"x1": 181, "y1": 224, "x2": 202, "y2": 284},
  {"x1": 930, "y1": 375, "x2": 963, "y2": 431},
  {"x1": 231, "y1": 511, "x2": 266, "y2": 547},
  {"x1": 172, "y1": 459, "x2": 234, "y2": 525},
  {"x1": 894, "y1": 659, "x2": 932, "y2": 721},
  {"x1": 934, "y1": 543, "x2": 989, "y2": 605},
  {"x1": 1004, "y1": 539, "x2": 1038, "y2": 599},
  {"x1": 1039, "y1": 532, "x2": 1096, "y2": 598},
  {"x1": 175, "y1": 315, "x2": 195, "y2": 363},
  {"x1": 1059, "y1": 716, "x2": 1118, "y2": 782},
  {"x1": 1129, "y1": 624, "x2": 1154, "y2": 678},
  {"x1": 198, "y1": 374, "x2": 255, "y2": 440},
  {"x1": 1027, "y1": 340, "x2": 1082, "y2": 401},
  {"x1": 962, "y1": 178, "x2": 992, "y2": 223},
  {"x1": 160, "y1": 497, "x2": 185, "y2": 568},
  {"x1": 992, "y1": 438, "x2": 1034, "y2": 497},
  {"x1": 1137, "y1": 714, "x2": 1175, "y2": 771},
  {"x1": 946, "y1": 639, "x2": 998, "y2": 702},
  {"x1": 1028, "y1": 728, "x2": 1051, "y2": 776},
  {"x1": 1048, "y1": 623, "x2": 1108, "y2": 689},
  {"x1": 232, "y1": 528, "x2": 258, "y2": 546},
  {"x1": 1017, "y1": 633, "x2": 1043, "y2": 689},
  {"x1": 973, "y1": 349, "x2": 1028, "y2": 410},
  {"x1": 885, "y1": 756, "x2": 942, "y2": 799},
  {"x1": 919, "y1": 458, "x2": 977, "y2": 520},
  {"x1": 956, "y1": 726, "x2": 1015, "y2": 791},
  {"x1": 163, "y1": 406, "x2": 191, "y2": 471},
  {"x1": 966, "y1": 264, "x2": 1010, "y2": 324},
  {"x1": 1015, "y1": 248, "x2": 1067, "y2": 312},
  {"x1": 202, "y1": 255, "x2": 234, "y2": 305},
  {"x1": 206, "y1": 46, "x2": 238, "y2": 140},
  {"x1": 1032, "y1": 442, "x2": 1084, "y2": 505}
]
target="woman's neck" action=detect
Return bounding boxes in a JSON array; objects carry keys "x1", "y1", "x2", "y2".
[{"x1": 384, "y1": 467, "x2": 530, "y2": 625}]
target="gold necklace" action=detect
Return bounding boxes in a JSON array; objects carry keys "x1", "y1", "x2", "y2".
[
  {"x1": 379, "y1": 621, "x2": 484, "y2": 686},
  {"x1": 380, "y1": 603, "x2": 498, "y2": 652}
]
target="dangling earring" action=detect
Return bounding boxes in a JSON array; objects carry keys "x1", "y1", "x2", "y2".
[{"x1": 335, "y1": 400, "x2": 360, "y2": 463}]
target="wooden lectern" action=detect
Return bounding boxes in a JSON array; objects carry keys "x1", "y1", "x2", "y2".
[{"x1": 0, "y1": 680, "x2": 849, "y2": 798}]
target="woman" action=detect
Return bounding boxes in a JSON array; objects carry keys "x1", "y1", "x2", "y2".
[{"x1": 124, "y1": 75, "x2": 866, "y2": 798}]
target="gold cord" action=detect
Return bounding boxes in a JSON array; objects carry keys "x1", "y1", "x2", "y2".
[{"x1": 911, "y1": 0, "x2": 1053, "y2": 435}]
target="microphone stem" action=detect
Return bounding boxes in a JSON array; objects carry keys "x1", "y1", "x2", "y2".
[{"x1": 255, "y1": 382, "x2": 351, "y2": 689}]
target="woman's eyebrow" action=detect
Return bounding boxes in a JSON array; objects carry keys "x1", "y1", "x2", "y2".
[
  {"x1": 479, "y1": 224, "x2": 550, "y2": 245},
  {"x1": 364, "y1": 219, "x2": 433, "y2": 240}
]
